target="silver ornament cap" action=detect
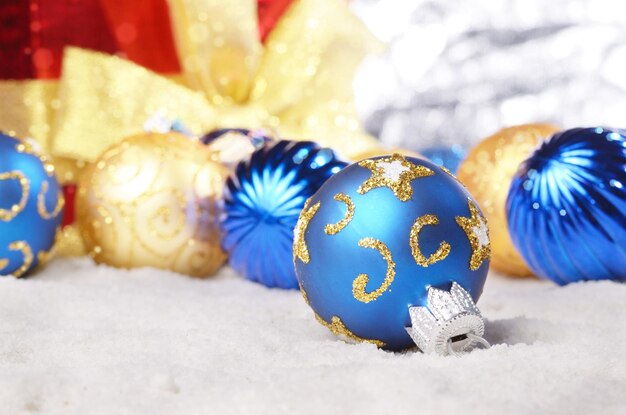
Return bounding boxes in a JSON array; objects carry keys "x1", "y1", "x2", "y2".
[{"x1": 406, "y1": 282, "x2": 489, "y2": 356}]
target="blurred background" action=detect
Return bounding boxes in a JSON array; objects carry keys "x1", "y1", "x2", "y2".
[{"x1": 351, "y1": 0, "x2": 626, "y2": 152}]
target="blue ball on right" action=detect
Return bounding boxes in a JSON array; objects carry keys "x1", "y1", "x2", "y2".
[{"x1": 506, "y1": 127, "x2": 626, "y2": 285}]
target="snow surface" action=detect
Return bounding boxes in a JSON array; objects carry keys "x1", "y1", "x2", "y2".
[{"x1": 0, "y1": 258, "x2": 624, "y2": 415}]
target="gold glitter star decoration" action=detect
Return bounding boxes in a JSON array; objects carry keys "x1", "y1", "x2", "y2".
[
  {"x1": 357, "y1": 154, "x2": 433, "y2": 202},
  {"x1": 293, "y1": 199, "x2": 321, "y2": 264},
  {"x1": 455, "y1": 199, "x2": 491, "y2": 271}
]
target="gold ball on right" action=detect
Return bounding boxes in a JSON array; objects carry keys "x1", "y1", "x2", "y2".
[{"x1": 457, "y1": 123, "x2": 560, "y2": 277}]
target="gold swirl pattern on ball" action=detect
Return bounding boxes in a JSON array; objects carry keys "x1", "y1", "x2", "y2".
[
  {"x1": 76, "y1": 133, "x2": 227, "y2": 277},
  {"x1": 37, "y1": 180, "x2": 65, "y2": 220},
  {"x1": 0, "y1": 171, "x2": 30, "y2": 222},
  {"x1": 0, "y1": 241, "x2": 34, "y2": 278},
  {"x1": 293, "y1": 199, "x2": 321, "y2": 264},
  {"x1": 324, "y1": 193, "x2": 355, "y2": 235},
  {"x1": 15, "y1": 140, "x2": 56, "y2": 177},
  {"x1": 315, "y1": 314, "x2": 385, "y2": 348},
  {"x1": 410, "y1": 214, "x2": 451, "y2": 267},
  {"x1": 352, "y1": 237, "x2": 396, "y2": 303}
]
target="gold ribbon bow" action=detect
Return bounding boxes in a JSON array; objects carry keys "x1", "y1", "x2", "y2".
[{"x1": 0, "y1": 0, "x2": 383, "y2": 166}]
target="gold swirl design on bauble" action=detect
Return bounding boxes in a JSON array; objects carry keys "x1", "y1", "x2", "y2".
[
  {"x1": 293, "y1": 199, "x2": 320, "y2": 264},
  {"x1": 410, "y1": 214, "x2": 451, "y2": 267},
  {"x1": 37, "y1": 180, "x2": 65, "y2": 220},
  {"x1": 76, "y1": 132, "x2": 228, "y2": 277},
  {"x1": 0, "y1": 241, "x2": 34, "y2": 278},
  {"x1": 324, "y1": 193, "x2": 354, "y2": 235},
  {"x1": 315, "y1": 314, "x2": 385, "y2": 348},
  {"x1": 352, "y1": 237, "x2": 396, "y2": 303},
  {"x1": 0, "y1": 171, "x2": 30, "y2": 222}
]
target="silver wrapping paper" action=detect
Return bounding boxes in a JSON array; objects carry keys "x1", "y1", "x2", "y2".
[{"x1": 350, "y1": 0, "x2": 626, "y2": 150}]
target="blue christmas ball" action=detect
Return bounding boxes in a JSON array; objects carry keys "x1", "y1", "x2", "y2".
[
  {"x1": 294, "y1": 154, "x2": 490, "y2": 350},
  {"x1": 222, "y1": 140, "x2": 347, "y2": 289},
  {"x1": 507, "y1": 127, "x2": 626, "y2": 285},
  {"x1": 419, "y1": 145, "x2": 467, "y2": 174},
  {"x1": 0, "y1": 133, "x2": 64, "y2": 278}
]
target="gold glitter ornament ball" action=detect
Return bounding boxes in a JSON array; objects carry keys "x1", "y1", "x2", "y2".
[
  {"x1": 457, "y1": 123, "x2": 560, "y2": 277},
  {"x1": 76, "y1": 132, "x2": 228, "y2": 277}
]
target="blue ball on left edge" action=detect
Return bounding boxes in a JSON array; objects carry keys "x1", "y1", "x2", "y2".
[
  {"x1": 294, "y1": 154, "x2": 490, "y2": 350},
  {"x1": 222, "y1": 139, "x2": 347, "y2": 289},
  {"x1": 0, "y1": 132, "x2": 64, "y2": 278}
]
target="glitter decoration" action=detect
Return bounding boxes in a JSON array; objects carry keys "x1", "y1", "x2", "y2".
[
  {"x1": 352, "y1": 237, "x2": 396, "y2": 303},
  {"x1": 315, "y1": 314, "x2": 385, "y2": 348},
  {"x1": 76, "y1": 132, "x2": 227, "y2": 277},
  {"x1": 295, "y1": 155, "x2": 489, "y2": 350},
  {"x1": 0, "y1": 132, "x2": 64, "y2": 278},
  {"x1": 37, "y1": 180, "x2": 65, "y2": 220},
  {"x1": 357, "y1": 153, "x2": 433, "y2": 202},
  {"x1": 224, "y1": 140, "x2": 346, "y2": 289},
  {"x1": 409, "y1": 215, "x2": 451, "y2": 267},
  {"x1": 458, "y1": 123, "x2": 559, "y2": 277},
  {"x1": 293, "y1": 201, "x2": 321, "y2": 265},
  {"x1": 4, "y1": 241, "x2": 34, "y2": 279},
  {"x1": 323, "y1": 193, "x2": 355, "y2": 235},
  {"x1": 507, "y1": 127, "x2": 626, "y2": 285},
  {"x1": 0, "y1": 172, "x2": 29, "y2": 222},
  {"x1": 455, "y1": 199, "x2": 491, "y2": 271}
]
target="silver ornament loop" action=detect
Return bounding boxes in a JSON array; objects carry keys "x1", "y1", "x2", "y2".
[{"x1": 406, "y1": 282, "x2": 489, "y2": 356}]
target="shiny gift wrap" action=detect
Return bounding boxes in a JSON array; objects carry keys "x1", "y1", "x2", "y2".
[
  {"x1": 222, "y1": 140, "x2": 346, "y2": 288},
  {"x1": 76, "y1": 133, "x2": 227, "y2": 277},
  {"x1": 458, "y1": 124, "x2": 559, "y2": 277},
  {"x1": 507, "y1": 127, "x2": 626, "y2": 285},
  {"x1": 294, "y1": 154, "x2": 490, "y2": 350},
  {"x1": 0, "y1": 0, "x2": 382, "y2": 164},
  {"x1": 0, "y1": 133, "x2": 64, "y2": 278}
]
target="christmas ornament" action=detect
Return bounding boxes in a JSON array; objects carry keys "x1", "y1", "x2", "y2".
[
  {"x1": 201, "y1": 128, "x2": 271, "y2": 169},
  {"x1": 0, "y1": 132, "x2": 64, "y2": 278},
  {"x1": 76, "y1": 132, "x2": 227, "y2": 277},
  {"x1": 222, "y1": 140, "x2": 346, "y2": 288},
  {"x1": 294, "y1": 154, "x2": 491, "y2": 353},
  {"x1": 419, "y1": 145, "x2": 466, "y2": 174},
  {"x1": 457, "y1": 124, "x2": 559, "y2": 277},
  {"x1": 507, "y1": 127, "x2": 626, "y2": 285}
]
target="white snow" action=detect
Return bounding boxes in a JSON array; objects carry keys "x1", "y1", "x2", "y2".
[{"x1": 0, "y1": 258, "x2": 624, "y2": 414}]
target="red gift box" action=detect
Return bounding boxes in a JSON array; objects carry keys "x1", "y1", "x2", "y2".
[{"x1": 0, "y1": 0, "x2": 295, "y2": 80}]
